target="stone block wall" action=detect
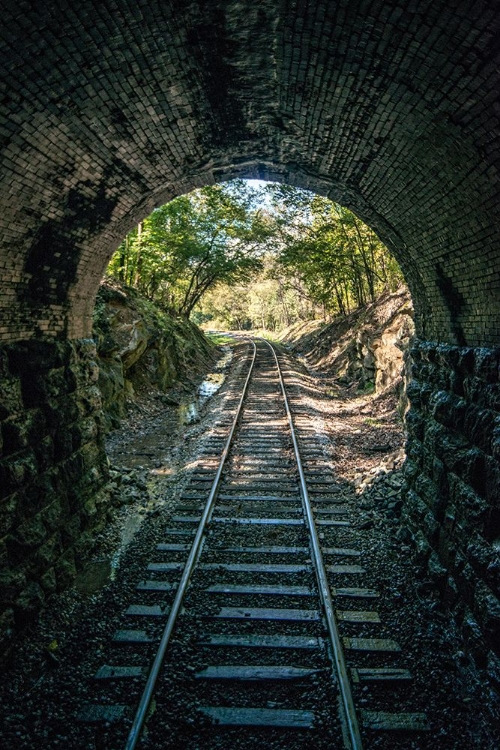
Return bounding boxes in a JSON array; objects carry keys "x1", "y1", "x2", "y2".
[
  {"x1": 403, "y1": 341, "x2": 500, "y2": 665},
  {"x1": 0, "y1": 339, "x2": 109, "y2": 653}
]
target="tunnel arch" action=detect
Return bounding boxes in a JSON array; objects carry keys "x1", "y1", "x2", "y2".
[
  {"x1": 0, "y1": 1, "x2": 499, "y2": 347},
  {"x1": 1, "y1": 1, "x2": 500, "y2": 659}
]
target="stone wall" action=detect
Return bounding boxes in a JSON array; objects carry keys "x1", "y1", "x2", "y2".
[
  {"x1": 403, "y1": 340, "x2": 500, "y2": 669},
  {"x1": 0, "y1": 339, "x2": 109, "y2": 654}
]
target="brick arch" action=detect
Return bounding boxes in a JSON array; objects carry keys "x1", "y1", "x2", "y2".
[{"x1": 0, "y1": 0, "x2": 499, "y2": 346}]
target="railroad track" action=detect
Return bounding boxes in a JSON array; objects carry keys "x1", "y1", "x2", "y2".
[{"x1": 79, "y1": 339, "x2": 429, "y2": 749}]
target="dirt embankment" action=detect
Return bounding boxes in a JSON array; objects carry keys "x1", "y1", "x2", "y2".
[
  {"x1": 92, "y1": 280, "x2": 216, "y2": 429},
  {"x1": 281, "y1": 287, "x2": 414, "y2": 401}
]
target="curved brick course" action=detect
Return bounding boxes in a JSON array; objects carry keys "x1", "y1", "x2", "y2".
[
  {"x1": 0, "y1": 1, "x2": 499, "y2": 345},
  {"x1": 0, "y1": 2, "x2": 499, "y2": 662}
]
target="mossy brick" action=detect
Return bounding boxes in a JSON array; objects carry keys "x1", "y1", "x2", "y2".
[
  {"x1": 463, "y1": 376, "x2": 496, "y2": 407},
  {"x1": 443, "y1": 575, "x2": 460, "y2": 610},
  {"x1": 453, "y1": 448, "x2": 487, "y2": 496},
  {"x1": 21, "y1": 367, "x2": 70, "y2": 406},
  {"x1": 77, "y1": 385, "x2": 103, "y2": 417},
  {"x1": 485, "y1": 507, "x2": 500, "y2": 544},
  {"x1": 74, "y1": 339, "x2": 99, "y2": 361},
  {"x1": 82, "y1": 495, "x2": 98, "y2": 521},
  {"x1": 405, "y1": 379, "x2": 424, "y2": 406},
  {"x1": 71, "y1": 417, "x2": 99, "y2": 448},
  {"x1": 14, "y1": 513, "x2": 48, "y2": 549},
  {"x1": 435, "y1": 345, "x2": 461, "y2": 371},
  {"x1": 13, "y1": 582, "x2": 45, "y2": 627},
  {"x1": 427, "y1": 550, "x2": 448, "y2": 589},
  {"x1": 466, "y1": 536, "x2": 498, "y2": 579},
  {"x1": 455, "y1": 564, "x2": 477, "y2": 607},
  {"x1": 80, "y1": 441, "x2": 104, "y2": 472},
  {"x1": 55, "y1": 551, "x2": 77, "y2": 590},
  {"x1": 53, "y1": 428, "x2": 73, "y2": 461},
  {"x1": 457, "y1": 349, "x2": 476, "y2": 376},
  {"x1": 35, "y1": 533, "x2": 62, "y2": 571},
  {"x1": 429, "y1": 390, "x2": 467, "y2": 432},
  {"x1": 423, "y1": 510, "x2": 440, "y2": 544},
  {"x1": 405, "y1": 435, "x2": 423, "y2": 464},
  {"x1": 0, "y1": 568, "x2": 27, "y2": 605},
  {"x1": 19, "y1": 474, "x2": 55, "y2": 515},
  {"x1": 0, "y1": 451, "x2": 38, "y2": 499},
  {"x1": 0, "y1": 538, "x2": 7, "y2": 568},
  {"x1": 437, "y1": 527, "x2": 456, "y2": 567},
  {"x1": 402, "y1": 458, "x2": 419, "y2": 483},
  {"x1": 40, "y1": 567, "x2": 57, "y2": 594},
  {"x1": 1, "y1": 409, "x2": 47, "y2": 456},
  {"x1": 492, "y1": 419, "x2": 500, "y2": 461},
  {"x1": 433, "y1": 425, "x2": 470, "y2": 471},
  {"x1": 6, "y1": 341, "x2": 70, "y2": 374},
  {"x1": 483, "y1": 383, "x2": 500, "y2": 412},
  {"x1": 463, "y1": 406, "x2": 497, "y2": 453},
  {"x1": 412, "y1": 529, "x2": 431, "y2": 565},
  {"x1": 42, "y1": 395, "x2": 80, "y2": 429},
  {"x1": 33, "y1": 435, "x2": 55, "y2": 472},
  {"x1": 462, "y1": 609, "x2": 488, "y2": 666},
  {"x1": 474, "y1": 349, "x2": 500, "y2": 384},
  {"x1": 73, "y1": 529, "x2": 98, "y2": 561},
  {"x1": 0, "y1": 607, "x2": 15, "y2": 646},
  {"x1": 474, "y1": 581, "x2": 500, "y2": 647},
  {"x1": 59, "y1": 452, "x2": 85, "y2": 485},
  {"x1": 0, "y1": 376, "x2": 23, "y2": 421},
  {"x1": 415, "y1": 473, "x2": 441, "y2": 515},
  {"x1": 60, "y1": 514, "x2": 81, "y2": 545},
  {"x1": 41, "y1": 500, "x2": 63, "y2": 533},
  {"x1": 405, "y1": 408, "x2": 425, "y2": 440},
  {"x1": 0, "y1": 494, "x2": 18, "y2": 538},
  {"x1": 450, "y1": 474, "x2": 489, "y2": 524},
  {"x1": 431, "y1": 456, "x2": 447, "y2": 492}
]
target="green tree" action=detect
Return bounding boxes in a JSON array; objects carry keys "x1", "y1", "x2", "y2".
[
  {"x1": 107, "y1": 180, "x2": 405, "y2": 328},
  {"x1": 107, "y1": 181, "x2": 270, "y2": 317}
]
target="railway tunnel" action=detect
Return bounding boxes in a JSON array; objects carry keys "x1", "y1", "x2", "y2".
[{"x1": 0, "y1": 0, "x2": 499, "y2": 669}]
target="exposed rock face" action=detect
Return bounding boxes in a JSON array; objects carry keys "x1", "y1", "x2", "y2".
[
  {"x1": 0, "y1": 339, "x2": 109, "y2": 654},
  {"x1": 403, "y1": 342, "x2": 500, "y2": 664},
  {"x1": 286, "y1": 288, "x2": 414, "y2": 396},
  {"x1": 93, "y1": 281, "x2": 215, "y2": 428}
]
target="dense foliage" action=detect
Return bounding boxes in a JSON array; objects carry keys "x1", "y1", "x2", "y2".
[
  {"x1": 106, "y1": 180, "x2": 404, "y2": 329},
  {"x1": 107, "y1": 181, "x2": 269, "y2": 317}
]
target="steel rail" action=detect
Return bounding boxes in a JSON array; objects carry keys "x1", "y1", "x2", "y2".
[
  {"x1": 124, "y1": 340, "x2": 257, "y2": 750},
  {"x1": 265, "y1": 339, "x2": 363, "y2": 750}
]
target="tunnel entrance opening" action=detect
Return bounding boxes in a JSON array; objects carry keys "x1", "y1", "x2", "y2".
[{"x1": 89, "y1": 179, "x2": 413, "y2": 598}]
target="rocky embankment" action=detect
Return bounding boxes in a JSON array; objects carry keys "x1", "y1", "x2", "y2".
[
  {"x1": 92, "y1": 280, "x2": 215, "y2": 429},
  {"x1": 282, "y1": 287, "x2": 414, "y2": 403},
  {"x1": 280, "y1": 287, "x2": 414, "y2": 541}
]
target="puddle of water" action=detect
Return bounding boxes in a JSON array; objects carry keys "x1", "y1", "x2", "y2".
[
  {"x1": 78, "y1": 347, "x2": 234, "y2": 593},
  {"x1": 75, "y1": 512, "x2": 146, "y2": 594},
  {"x1": 178, "y1": 347, "x2": 232, "y2": 425},
  {"x1": 74, "y1": 559, "x2": 113, "y2": 594},
  {"x1": 179, "y1": 399, "x2": 200, "y2": 425}
]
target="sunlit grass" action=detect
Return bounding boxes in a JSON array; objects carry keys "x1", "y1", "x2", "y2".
[{"x1": 205, "y1": 332, "x2": 236, "y2": 345}]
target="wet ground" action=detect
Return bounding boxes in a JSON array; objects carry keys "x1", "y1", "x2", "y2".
[{"x1": 74, "y1": 347, "x2": 233, "y2": 596}]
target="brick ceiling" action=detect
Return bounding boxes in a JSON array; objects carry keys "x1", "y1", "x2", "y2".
[{"x1": 0, "y1": 1, "x2": 499, "y2": 345}]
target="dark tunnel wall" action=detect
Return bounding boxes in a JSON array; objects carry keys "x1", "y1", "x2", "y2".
[{"x1": 0, "y1": 1, "x2": 499, "y2": 662}]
